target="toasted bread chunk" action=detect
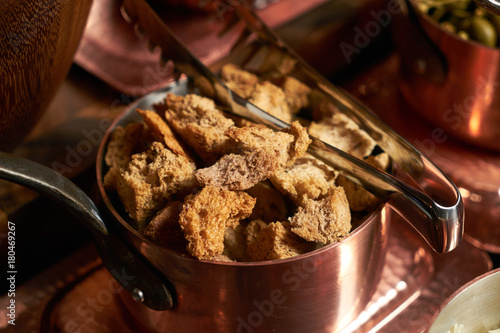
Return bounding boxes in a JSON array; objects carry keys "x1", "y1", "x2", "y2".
[
  {"x1": 308, "y1": 113, "x2": 376, "y2": 159},
  {"x1": 225, "y1": 121, "x2": 310, "y2": 168},
  {"x1": 281, "y1": 76, "x2": 311, "y2": 114},
  {"x1": 179, "y1": 186, "x2": 256, "y2": 260},
  {"x1": 211, "y1": 254, "x2": 234, "y2": 262},
  {"x1": 370, "y1": 151, "x2": 390, "y2": 170},
  {"x1": 245, "y1": 219, "x2": 268, "y2": 246},
  {"x1": 116, "y1": 142, "x2": 197, "y2": 226},
  {"x1": 225, "y1": 124, "x2": 293, "y2": 166},
  {"x1": 163, "y1": 94, "x2": 235, "y2": 164},
  {"x1": 336, "y1": 154, "x2": 389, "y2": 212},
  {"x1": 197, "y1": 122, "x2": 311, "y2": 190},
  {"x1": 223, "y1": 222, "x2": 249, "y2": 262},
  {"x1": 249, "y1": 81, "x2": 292, "y2": 123},
  {"x1": 270, "y1": 155, "x2": 338, "y2": 206},
  {"x1": 143, "y1": 201, "x2": 187, "y2": 252},
  {"x1": 103, "y1": 123, "x2": 144, "y2": 190},
  {"x1": 195, "y1": 150, "x2": 279, "y2": 191},
  {"x1": 289, "y1": 187, "x2": 351, "y2": 244},
  {"x1": 246, "y1": 221, "x2": 316, "y2": 261},
  {"x1": 283, "y1": 121, "x2": 312, "y2": 167},
  {"x1": 104, "y1": 123, "x2": 145, "y2": 168},
  {"x1": 245, "y1": 181, "x2": 288, "y2": 223},
  {"x1": 309, "y1": 89, "x2": 342, "y2": 121},
  {"x1": 336, "y1": 176, "x2": 379, "y2": 212},
  {"x1": 221, "y1": 64, "x2": 259, "y2": 99},
  {"x1": 136, "y1": 108, "x2": 191, "y2": 159}
]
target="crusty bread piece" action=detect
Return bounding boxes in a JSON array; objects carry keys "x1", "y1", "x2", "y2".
[
  {"x1": 336, "y1": 153, "x2": 389, "y2": 212},
  {"x1": 309, "y1": 89, "x2": 342, "y2": 121},
  {"x1": 196, "y1": 122, "x2": 311, "y2": 191},
  {"x1": 245, "y1": 181, "x2": 288, "y2": 223},
  {"x1": 270, "y1": 155, "x2": 338, "y2": 206},
  {"x1": 369, "y1": 151, "x2": 390, "y2": 170},
  {"x1": 221, "y1": 64, "x2": 259, "y2": 99},
  {"x1": 281, "y1": 76, "x2": 311, "y2": 114},
  {"x1": 116, "y1": 141, "x2": 197, "y2": 226},
  {"x1": 289, "y1": 187, "x2": 351, "y2": 244},
  {"x1": 163, "y1": 94, "x2": 235, "y2": 164},
  {"x1": 249, "y1": 81, "x2": 293, "y2": 123},
  {"x1": 225, "y1": 121, "x2": 310, "y2": 169},
  {"x1": 136, "y1": 108, "x2": 191, "y2": 159},
  {"x1": 282, "y1": 121, "x2": 312, "y2": 167},
  {"x1": 308, "y1": 113, "x2": 376, "y2": 159},
  {"x1": 211, "y1": 254, "x2": 234, "y2": 262},
  {"x1": 224, "y1": 124, "x2": 293, "y2": 168},
  {"x1": 103, "y1": 123, "x2": 144, "y2": 190},
  {"x1": 195, "y1": 150, "x2": 279, "y2": 191},
  {"x1": 223, "y1": 222, "x2": 248, "y2": 262},
  {"x1": 245, "y1": 219, "x2": 268, "y2": 246},
  {"x1": 336, "y1": 176, "x2": 378, "y2": 213},
  {"x1": 246, "y1": 221, "x2": 316, "y2": 261},
  {"x1": 179, "y1": 186, "x2": 256, "y2": 260},
  {"x1": 143, "y1": 201, "x2": 187, "y2": 252},
  {"x1": 222, "y1": 65, "x2": 309, "y2": 117}
]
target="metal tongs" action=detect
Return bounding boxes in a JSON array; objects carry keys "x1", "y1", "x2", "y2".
[{"x1": 120, "y1": 0, "x2": 463, "y2": 254}]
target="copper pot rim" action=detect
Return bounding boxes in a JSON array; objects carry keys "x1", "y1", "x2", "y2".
[{"x1": 95, "y1": 87, "x2": 387, "y2": 268}]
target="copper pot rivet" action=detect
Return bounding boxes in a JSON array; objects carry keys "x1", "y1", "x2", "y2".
[{"x1": 133, "y1": 288, "x2": 145, "y2": 303}]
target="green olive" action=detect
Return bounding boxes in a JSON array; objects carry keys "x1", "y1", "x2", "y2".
[
  {"x1": 468, "y1": 16, "x2": 497, "y2": 47},
  {"x1": 418, "y1": 3, "x2": 430, "y2": 13},
  {"x1": 489, "y1": 13, "x2": 500, "y2": 46},
  {"x1": 431, "y1": 7, "x2": 449, "y2": 22},
  {"x1": 447, "y1": 0, "x2": 472, "y2": 11},
  {"x1": 449, "y1": 8, "x2": 471, "y2": 19},
  {"x1": 457, "y1": 30, "x2": 470, "y2": 40},
  {"x1": 441, "y1": 21, "x2": 457, "y2": 33},
  {"x1": 474, "y1": 7, "x2": 488, "y2": 17},
  {"x1": 418, "y1": 0, "x2": 499, "y2": 48}
]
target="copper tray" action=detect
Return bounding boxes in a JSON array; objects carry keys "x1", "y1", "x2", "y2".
[
  {"x1": 341, "y1": 53, "x2": 500, "y2": 254},
  {"x1": 0, "y1": 211, "x2": 489, "y2": 333}
]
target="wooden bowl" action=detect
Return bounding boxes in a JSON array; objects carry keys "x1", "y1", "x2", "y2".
[{"x1": 0, "y1": 0, "x2": 93, "y2": 151}]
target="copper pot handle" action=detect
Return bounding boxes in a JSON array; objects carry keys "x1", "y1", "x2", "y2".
[{"x1": 0, "y1": 152, "x2": 175, "y2": 311}]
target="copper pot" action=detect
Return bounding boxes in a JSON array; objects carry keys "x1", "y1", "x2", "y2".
[
  {"x1": 0, "y1": 80, "x2": 463, "y2": 332},
  {"x1": 95, "y1": 80, "x2": 464, "y2": 332},
  {"x1": 96, "y1": 82, "x2": 388, "y2": 332},
  {"x1": 395, "y1": 0, "x2": 500, "y2": 151}
]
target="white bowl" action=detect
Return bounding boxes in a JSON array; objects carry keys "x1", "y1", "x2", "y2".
[{"x1": 428, "y1": 268, "x2": 500, "y2": 333}]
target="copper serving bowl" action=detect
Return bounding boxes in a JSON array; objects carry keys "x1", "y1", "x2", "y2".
[{"x1": 395, "y1": 0, "x2": 500, "y2": 151}]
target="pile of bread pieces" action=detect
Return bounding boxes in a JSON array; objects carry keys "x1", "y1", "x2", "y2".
[{"x1": 103, "y1": 64, "x2": 390, "y2": 262}]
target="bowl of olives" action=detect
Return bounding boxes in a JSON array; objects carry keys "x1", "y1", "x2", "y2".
[
  {"x1": 418, "y1": 0, "x2": 500, "y2": 47},
  {"x1": 396, "y1": 0, "x2": 500, "y2": 151}
]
